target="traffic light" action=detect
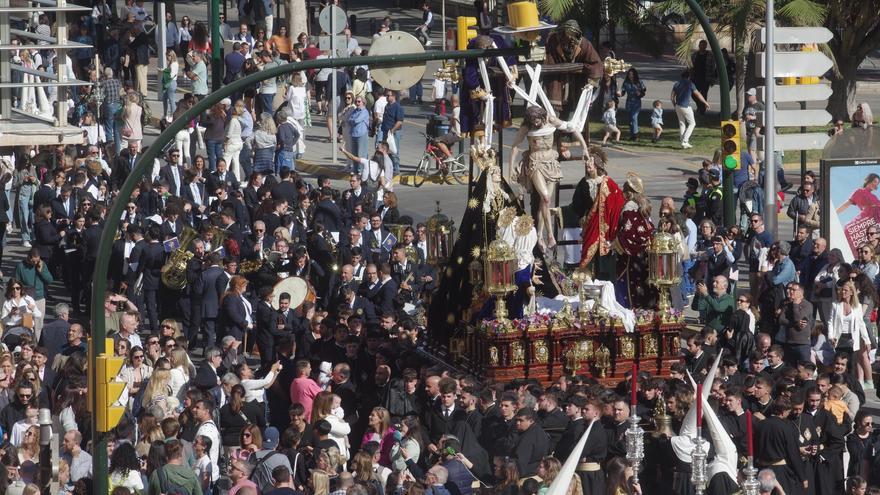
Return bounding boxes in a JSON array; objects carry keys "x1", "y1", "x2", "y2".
[
  {"x1": 457, "y1": 17, "x2": 477, "y2": 50},
  {"x1": 95, "y1": 355, "x2": 125, "y2": 432},
  {"x1": 721, "y1": 120, "x2": 741, "y2": 171}
]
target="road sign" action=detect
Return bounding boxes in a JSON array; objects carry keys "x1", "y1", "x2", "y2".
[
  {"x1": 757, "y1": 109, "x2": 832, "y2": 127},
  {"x1": 758, "y1": 132, "x2": 830, "y2": 151},
  {"x1": 757, "y1": 51, "x2": 833, "y2": 78},
  {"x1": 319, "y1": 35, "x2": 349, "y2": 57},
  {"x1": 760, "y1": 26, "x2": 833, "y2": 44},
  {"x1": 319, "y1": 5, "x2": 347, "y2": 35},
  {"x1": 757, "y1": 83, "x2": 832, "y2": 103},
  {"x1": 369, "y1": 31, "x2": 426, "y2": 90}
]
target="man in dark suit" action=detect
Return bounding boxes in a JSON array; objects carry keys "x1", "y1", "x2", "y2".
[
  {"x1": 49, "y1": 185, "x2": 77, "y2": 228},
  {"x1": 207, "y1": 159, "x2": 241, "y2": 192},
  {"x1": 136, "y1": 224, "x2": 166, "y2": 332},
  {"x1": 426, "y1": 377, "x2": 468, "y2": 446},
  {"x1": 242, "y1": 220, "x2": 275, "y2": 262},
  {"x1": 193, "y1": 252, "x2": 226, "y2": 351},
  {"x1": 159, "y1": 153, "x2": 186, "y2": 197},
  {"x1": 192, "y1": 346, "x2": 224, "y2": 404},
  {"x1": 159, "y1": 204, "x2": 186, "y2": 240},
  {"x1": 342, "y1": 174, "x2": 375, "y2": 221},
  {"x1": 371, "y1": 263, "x2": 398, "y2": 316},
  {"x1": 112, "y1": 141, "x2": 142, "y2": 190},
  {"x1": 242, "y1": 172, "x2": 263, "y2": 221},
  {"x1": 270, "y1": 169, "x2": 298, "y2": 205},
  {"x1": 80, "y1": 212, "x2": 103, "y2": 313},
  {"x1": 210, "y1": 186, "x2": 251, "y2": 234},
  {"x1": 219, "y1": 208, "x2": 244, "y2": 252},
  {"x1": 313, "y1": 187, "x2": 343, "y2": 233},
  {"x1": 124, "y1": 227, "x2": 146, "y2": 307},
  {"x1": 254, "y1": 286, "x2": 287, "y2": 366},
  {"x1": 362, "y1": 213, "x2": 391, "y2": 265},
  {"x1": 39, "y1": 303, "x2": 71, "y2": 365},
  {"x1": 331, "y1": 363, "x2": 359, "y2": 426},
  {"x1": 33, "y1": 169, "x2": 66, "y2": 211},
  {"x1": 686, "y1": 334, "x2": 713, "y2": 379}
]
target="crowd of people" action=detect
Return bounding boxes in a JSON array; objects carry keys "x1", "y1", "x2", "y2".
[{"x1": 2, "y1": 0, "x2": 880, "y2": 494}]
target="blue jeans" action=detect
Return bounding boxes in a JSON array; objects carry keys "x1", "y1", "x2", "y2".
[
  {"x1": 104, "y1": 102, "x2": 123, "y2": 155},
  {"x1": 680, "y1": 259, "x2": 695, "y2": 298},
  {"x1": 626, "y1": 103, "x2": 641, "y2": 136},
  {"x1": 375, "y1": 128, "x2": 386, "y2": 149},
  {"x1": 162, "y1": 81, "x2": 177, "y2": 117},
  {"x1": 409, "y1": 81, "x2": 423, "y2": 102},
  {"x1": 352, "y1": 134, "x2": 368, "y2": 172},
  {"x1": 276, "y1": 149, "x2": 295, "y2": 175},
  {"x1": 17, "y1": 194, "x2": 32, "y2": 243},
  {"x1": 206, "y1": 140, "x2": 223, "y2": 171},
  {"x1": 259, "y1": 93, "x2": 275, "y2": 115}
]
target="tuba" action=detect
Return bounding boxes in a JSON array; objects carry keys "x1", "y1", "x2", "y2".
[
  {"x1": 161, "y1": 226, "x2": 199, "y2": 290},
  {"x1": 208, "y1": 225, "x2": 229, "y2": 254}
]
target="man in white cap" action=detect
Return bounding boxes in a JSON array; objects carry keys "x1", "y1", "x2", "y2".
[{"x1": 743, "y1": 87, "x2": 763, "y2": 152}]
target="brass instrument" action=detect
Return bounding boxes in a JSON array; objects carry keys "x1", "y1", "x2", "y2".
[
  {"x1": 240, "y1": 251, "x2": 269, "y2": 274},
  {"x1": 208, "y1": 226, "x2": 229, "y2": 254},
  {"x1": 160, "y1": 226, "x2": 199, "y2": 290},
  {"x1": 404, "y1": 245, "x2": 418, "y2": 264}
]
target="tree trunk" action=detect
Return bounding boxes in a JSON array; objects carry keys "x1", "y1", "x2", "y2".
[
  {"x1": 287, "y1": 0, "x2": 308, "y2": 37},
  {"x1": 827, "y1": 61, "x2": 857, "y2": 122}
]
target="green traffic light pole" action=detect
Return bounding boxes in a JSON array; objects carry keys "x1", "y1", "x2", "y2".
[
  {"x1": 683, "y1": 0, "x2": 733, "y2": 226},
  {"x1": 88, "y1": 46, "x2": 526, "y2": 495}
]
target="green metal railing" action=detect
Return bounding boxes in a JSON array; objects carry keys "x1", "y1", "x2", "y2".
[{"x1": 88, "y1": 46, "x2": 526, "y2": 495}]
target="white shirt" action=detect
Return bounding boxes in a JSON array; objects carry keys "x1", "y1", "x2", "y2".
[
  {"x1": 241, "y1": 370, "x2": 277, "y2": 403},
  {"x1": 196, "y1": 420, "x2": 222, "y2": 481},
  {"x1": 373, "y1": 96, "x2": 388, "y2": 121}
]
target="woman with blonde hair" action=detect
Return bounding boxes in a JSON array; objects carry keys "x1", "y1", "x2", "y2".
[
  {"x1": 312, "y1": 391, "x2": 351, "y2": 459},
  {"x1": 252, "y1": 113, "x2": 277, "y2": 174},
  {"x1": 829, "y1": 281, "x2": 873, "y2": 386},
  {"x1": 311, "y1": 447, "x2": 341, "y2": 495},
  {"x1": 18, "y1": 424, "x2": 39, "y2": 464},
  {"x1": 168, "y1": 347, "x2": 190, "y2": 399},
  {"x1": 121, "y1": 91, "x2": 143, "y2": 149},
  {"x1": 142, "y1": 368, "x2": 173, "y2": 417},
  {"x1": 162, "y1": 49, "x2": 179, "y2": 122},
  {"x1": 351, "y1": 451, "x2": 383, "y2": 494},
  {"x1": 233, "y1": 422, "x2": 263, "y2": 461},
  {"x1": 852, "y1": 102, "x2": 874, "y2": 128},
  {"x1": 362, "y1": 406, "x2": 395, "y2": 466},
  {"x1": 537, "y1": 456, "x2": 562, "y2": 495},
  {"x1": 223, "y1": 101, "x2": 245, "y2": 181},
  {"x1": 220, "y1": 275, "x2": 253, "y2": 342}
]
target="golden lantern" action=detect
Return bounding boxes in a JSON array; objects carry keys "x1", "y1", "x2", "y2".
[
  {"x1": 647, "y1": 232, "x2": 682, "y2": 314},
  {"x1": 485, "y1": 239, "x2": 517, "y2": 332},
  {"x1": 426, "y1": 201, "x2": 455, "y2": 266}
]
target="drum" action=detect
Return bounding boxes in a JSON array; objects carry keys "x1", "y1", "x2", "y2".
[{"x1": 271, "y1": 277, "x2": 316, "y2": 309}]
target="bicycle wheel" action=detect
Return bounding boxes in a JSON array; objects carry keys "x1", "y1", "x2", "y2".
[
  {"x1": 448, "y1": 156, "x2": 468, "y2": 185},
  {"x1": 413, "y1": 155, "x2": 431, "y2": 187}
]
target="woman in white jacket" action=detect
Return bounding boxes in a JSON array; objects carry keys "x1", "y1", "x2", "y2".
[
  {"x1": 223, "y1": 101, "x2": 245, "y2": 180},
  {"x1": 312, "y1": 391, "x2": 351, "y2": 461},
  {"x1": 828, "y1": 281, "x2": 872, "y2": 387}
]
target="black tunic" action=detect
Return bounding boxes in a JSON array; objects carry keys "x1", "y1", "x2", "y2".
[
  {"x1": 754, "y1": 416, "x2": 807, "y2": 495},
  {"x1": 790, "y1": 412, "x2": 819, "y2": 495},
  {"x1": 813, "y1": 409, "x2": 851, "y2": 495}
]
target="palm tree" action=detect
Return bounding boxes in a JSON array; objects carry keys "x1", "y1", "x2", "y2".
[
  {"x1": 823, "y1": 0, "x2": 880, "y2": 120},
  {"x1": 539, "y1": 0, "x2": 669, "y2": 58},
  {"x1": 653, "y1": 0, "x2": 826, "y2": 116}
]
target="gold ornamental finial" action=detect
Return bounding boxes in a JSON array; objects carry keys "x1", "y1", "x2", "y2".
[{"x1": 604, "y1": 57, "x2": 632, "y2": 77}]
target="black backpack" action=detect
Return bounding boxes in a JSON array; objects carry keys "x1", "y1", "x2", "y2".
[{"x1": 157, "y1": 466, "x2": 191, "y2": 495}]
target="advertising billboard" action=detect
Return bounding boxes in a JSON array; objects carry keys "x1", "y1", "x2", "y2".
[{"x1": 821, "y1": 157, "x2": 880, "y2": 263}]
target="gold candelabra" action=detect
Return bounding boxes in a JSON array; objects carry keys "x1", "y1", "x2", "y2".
[
  {"x1": 603, "y1": 57, "x2": 633, "y2": 77},
  {"x1": 434, "y1": 60, "x2": 461, "y2": 84}
]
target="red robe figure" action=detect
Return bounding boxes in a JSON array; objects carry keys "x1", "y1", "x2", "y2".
[{"x1": 614, "y1": 173, "x2": 656, "y2": 309}]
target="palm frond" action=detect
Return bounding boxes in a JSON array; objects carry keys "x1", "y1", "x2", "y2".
[
  {"x1": 539, "y1": 0, "x2": 577, "y2": 22},
  {"x1": 675, "y1": 21, "x2": 699, "y2": 65},
  {"x1": 778, "y1": 0, "x2": 827, "y2": 26}
]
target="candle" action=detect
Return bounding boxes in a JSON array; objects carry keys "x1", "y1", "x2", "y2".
[
  {"x1": 696, "y1": 383, "x2": 703, "y2": 429},
  {"x1": 746, "y1": 410, "x2": 754, "y2": 457},
  {"x1": 631, "y1": 363, "x2": 638, "y2": 407}
]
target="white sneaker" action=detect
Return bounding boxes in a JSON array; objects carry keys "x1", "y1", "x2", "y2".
[
  {"x1": 22, "y1": 241, "x2": 31, "y2": 247},
  {"x1": 425, "y1": 40, "x2": 432, "y2": 46},
  {"x1": 682, "y1": 142, "x2": 693, "y2": 149}
]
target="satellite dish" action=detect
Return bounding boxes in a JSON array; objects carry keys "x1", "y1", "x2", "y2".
[
  {"x1": 369, "y1": 31, "x2": 426, "y2": 91},
  {"x1": 319, "y1": 5, "x2": 347, "y2": 35}
]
